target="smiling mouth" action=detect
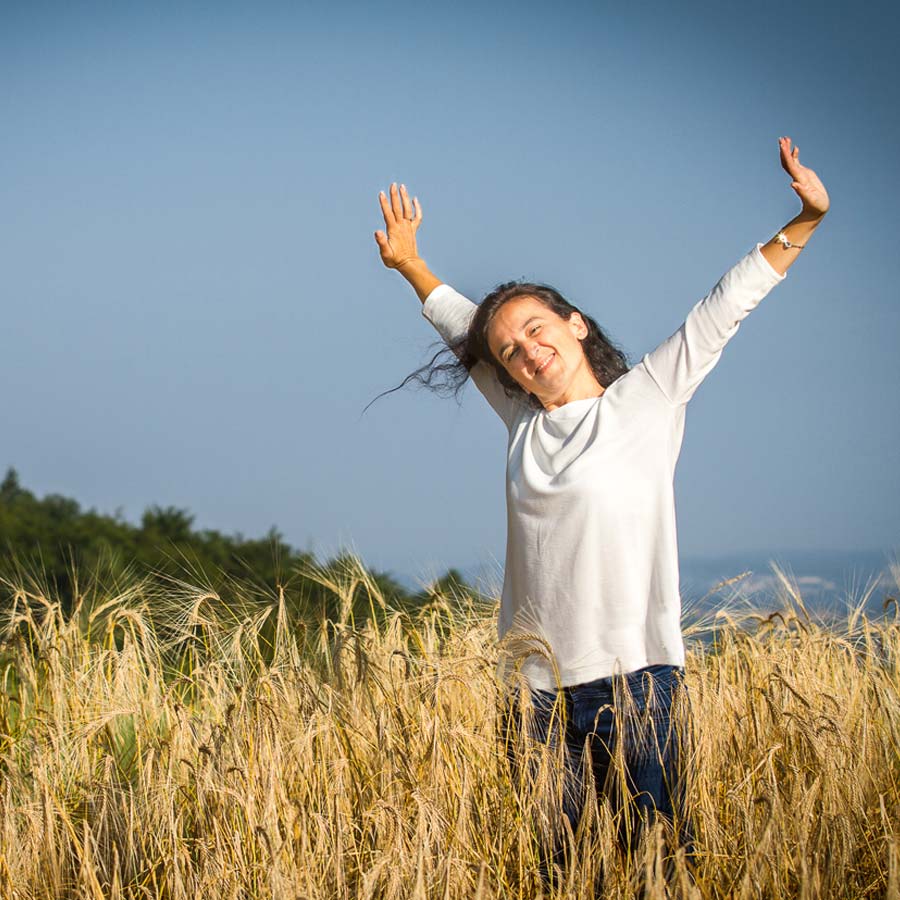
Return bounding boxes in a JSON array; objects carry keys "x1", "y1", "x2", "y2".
[{"x1": 535, "y1": 353, "x2": 555, "y2": 375}]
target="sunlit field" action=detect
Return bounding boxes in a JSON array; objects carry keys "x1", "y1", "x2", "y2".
[{"x1": 0, "y1": 558, "x2": 897, "y2": 899}]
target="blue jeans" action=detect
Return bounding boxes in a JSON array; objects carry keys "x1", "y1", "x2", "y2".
[{"x1": 501, "y1": 664, "x2": 694, "y2": 879}]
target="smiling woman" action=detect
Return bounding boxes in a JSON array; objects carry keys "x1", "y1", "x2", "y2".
[
  {"x1": 466, "y1": 280, "x2": 629, "y2": 411},
  {"x1": 372, "y1": 136, "x2": 829, "y2": 888}
]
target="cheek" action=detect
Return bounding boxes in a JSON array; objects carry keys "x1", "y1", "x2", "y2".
[
  {"x1": 493, "y1": 355, "x2": 512, "y2": 378},
  {"x1": 564, "y1": 333, "x2": 586, "y2": 358},
  {"x1": 492, "y1": 357, "x2": 520, "y2": 385},
  {"x1": 505, "y1": 364, "x2": 531, "y2": 389},
  {"x1": 505, "y1": 363, "x2": 524, "y2": 383}
]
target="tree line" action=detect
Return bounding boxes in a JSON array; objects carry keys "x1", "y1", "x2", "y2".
[{"x1": 0, "y1": 467, "x2": 474, "y2": 622}]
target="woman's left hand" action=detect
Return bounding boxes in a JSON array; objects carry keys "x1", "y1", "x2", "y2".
[{"x1": 779, "y1": 136, "x2": 829, "y2": 218}]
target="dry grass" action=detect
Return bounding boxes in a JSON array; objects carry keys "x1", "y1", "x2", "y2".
[{"x1": 0, "y1": 560, "x2": 897, "y2": 899}]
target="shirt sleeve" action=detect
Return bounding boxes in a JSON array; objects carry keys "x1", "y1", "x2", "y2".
[
  {"x1": 641, "y1": 244, "x2": 786, "y2": 406},
  {"x1": 421, "y1": 283, "x2": 525, "y2": 428}
]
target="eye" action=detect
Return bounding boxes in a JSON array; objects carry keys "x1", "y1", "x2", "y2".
[
  {"x1": 505, "y1": 347, "x2": 519, "y2": 362},
  {"x1": 529, "y1": 324, "x2": 541, "y2": 335}
]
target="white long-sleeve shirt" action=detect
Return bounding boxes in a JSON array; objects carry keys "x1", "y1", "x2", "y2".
[{"x1": 422, "y1": 245, "x2": 785, "y2": 690}]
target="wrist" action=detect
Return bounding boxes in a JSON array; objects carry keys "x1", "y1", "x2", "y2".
[
  {"x1": 797, "y1": 207, "x2": 827, "y2": 225},
  {"x1": 395, "y1": 255, "x2": 424, "y2": 271},
  {"x1": 395, "y1": 256, "x2": 442, "y2": 304}
]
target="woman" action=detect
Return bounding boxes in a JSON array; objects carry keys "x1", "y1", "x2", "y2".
[{"x1": 373, "y1": 138, "x2": 829, "y2": 879}]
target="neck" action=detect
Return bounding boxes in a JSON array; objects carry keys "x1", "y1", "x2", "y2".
[{"x1": 541, "y1": 372, "x2": 606, "y2": 411}]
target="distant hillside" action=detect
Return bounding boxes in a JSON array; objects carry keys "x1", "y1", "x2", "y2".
[
  {"x1": 0, "y1": 467, "x2": 474, "y2": 616},
  {"x1": 678, "y1": 549, "x2": 896, "y2": 616},
  {"x1": 454, "y1": 548, "x2": 897, "y2": 618}
]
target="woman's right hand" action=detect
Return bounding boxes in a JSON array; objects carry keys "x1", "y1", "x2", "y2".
[{"x1": 374, "y1": 182, "x2": 423, "y2": 270}]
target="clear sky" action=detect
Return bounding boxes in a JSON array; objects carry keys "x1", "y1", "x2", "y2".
[{"x1": 2, "y1": 1, "x2": 898, "y2": 586}]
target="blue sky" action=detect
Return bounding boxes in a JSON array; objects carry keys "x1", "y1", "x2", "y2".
[{"x1": 2, "y1": 1, "x2": 898, "y2": 586}]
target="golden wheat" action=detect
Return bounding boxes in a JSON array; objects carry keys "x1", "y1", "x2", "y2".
[{"x1": 0, "y1": 560, "x2": 897, "y2": 899}]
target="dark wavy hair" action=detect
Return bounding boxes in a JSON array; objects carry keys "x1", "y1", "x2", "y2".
[{"x1": 369, "y1": 281, "x2": 630, "y2": 412}]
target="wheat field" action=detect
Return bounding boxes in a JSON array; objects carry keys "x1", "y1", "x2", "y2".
[{"x1": 0, "y1": 559, "x2": 897, "y2": 899}]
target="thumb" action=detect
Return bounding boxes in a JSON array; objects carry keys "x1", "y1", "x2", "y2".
[{"x1": 374, "y1": 230, "x2": 395, "y2": 265}]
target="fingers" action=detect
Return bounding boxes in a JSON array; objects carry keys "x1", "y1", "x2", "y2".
[
  {"x1": 779, "y1": 135, "x2": 792, "y2": 169},
  {"x1": 399, "y1": 183, "x2": 414, "y2": 220},
  {"x1": 378, "y1": 190, "x2": 394, "y2": 227},
  {"x1": 779, "y1": 136, "x2": 804, "y2": 173},
  {"x1": 390, "y1": 182, "x2": 404, "y2": 220},
  {"x1": 378, "y1": 182, "x2": 421, "y2": 227}
]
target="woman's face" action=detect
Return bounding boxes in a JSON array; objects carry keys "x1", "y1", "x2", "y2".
[{"x1": 486, "y1": 295, "x2": 596, "y2": 408}]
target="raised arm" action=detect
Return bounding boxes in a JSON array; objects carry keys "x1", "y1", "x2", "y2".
[
  {"x1": 758, "y1": 136, "x2": 829, "y2": 275},
  {"x1": 642, "y1": 136, "x2": 829, "y2": 406},
  {"x1": 373, "y1": 182, "x2": 525, "y2": 427},
  {"x1": 374, "y1": 182, "x2": 442, "y2": 303}
]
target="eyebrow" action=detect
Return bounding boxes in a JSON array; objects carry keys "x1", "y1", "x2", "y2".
[{"x1": 499, "y1": 316, "x2": 543, "y2": 358}]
